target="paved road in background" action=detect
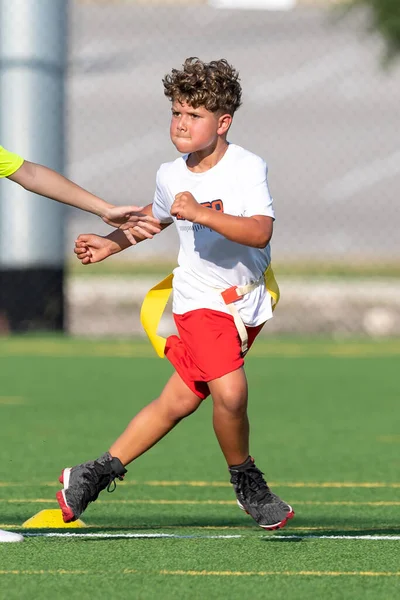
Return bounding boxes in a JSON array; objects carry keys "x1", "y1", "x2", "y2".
[{"x1": 66, "y1": 2, "x2": 400, "y2": 262}]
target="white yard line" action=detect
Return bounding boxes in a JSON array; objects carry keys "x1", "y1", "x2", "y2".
[
  {"x1": 23, "y1": 532, "x2": 241, "y2": 539},
  {"x1": 21, "y1": 532, "x2": 400, "y2": 541},
  {"x1": 272, "y1": 534, "x2": 400, "y2": 541}
]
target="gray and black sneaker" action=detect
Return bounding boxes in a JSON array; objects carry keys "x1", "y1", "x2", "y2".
[
  {"x1": 56, "y1": 452, "x2": 127, "y2": 522},
  {"x1": 229, "y1": 456, "x2": 294, "y2": 530}
]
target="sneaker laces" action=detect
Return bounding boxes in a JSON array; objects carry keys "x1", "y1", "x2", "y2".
[
  {"x1": 80, "y1": 462, "x2": 125, "y2": 502},
  {"x1": 106, "y1": 473, "x2": 125, "y2": 494},
  {"x1": 233, "y1": 466, "x2": 274, "y2": 504}
]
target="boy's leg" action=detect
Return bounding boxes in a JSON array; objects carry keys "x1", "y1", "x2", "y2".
[
  {"x1": 109, "y1": 372, "x2": 203, "y2": 465},
  {"x1": 208, "y1": 367, "x2": 249, "y2": 467},
  {"x1": 56, "y1": 372, "x2": 202, "y2": 522},
  {"x1": 208, "y1": 368, "x2": 294, "y2": 531}
]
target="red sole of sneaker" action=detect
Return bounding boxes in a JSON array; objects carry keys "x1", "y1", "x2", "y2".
[
  {"x1": 55, "y1": 489, "x2": 76, "y2": 523},
  {"x1": 260, "y1": 509, "x2": 295, "y2": 531},
  {"x1": 56, "y1": 469, "x2": 76, "y2": 523},
  {"x1": 239, "y1": 502, "x2": 295, "y2": 531}
]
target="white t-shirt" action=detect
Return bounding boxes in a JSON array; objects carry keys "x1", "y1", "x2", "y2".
[{"x1": 152, "y1": 143, "x2": 275, "y2": 326}]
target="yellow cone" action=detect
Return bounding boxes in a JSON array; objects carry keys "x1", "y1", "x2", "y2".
[{"x1": 22, "y1": 509, "x2": 86, "y2": 529}]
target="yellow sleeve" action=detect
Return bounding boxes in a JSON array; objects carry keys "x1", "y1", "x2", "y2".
[{"x1": 0, "y1": 145, "x2": 24, "y2": 178}]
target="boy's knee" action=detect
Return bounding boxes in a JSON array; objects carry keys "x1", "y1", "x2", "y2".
[
  {"x1": 213, "y1": 388, "x2": 247, "y2": 415},
  {"x1": 179, "y1": 394, "x2": 201, "y2": 417},
  {"x1": 163, "y1": 393, "x2": 201, "y2": 421}
]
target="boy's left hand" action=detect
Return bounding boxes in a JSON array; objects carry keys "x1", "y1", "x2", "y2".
[{"x1": 171, "y1": 192, "x2": 202, "y2": 222}]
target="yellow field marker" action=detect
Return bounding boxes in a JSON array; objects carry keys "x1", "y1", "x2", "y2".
[
  {"x1": 376, "y1": 435, "x2": 400, "y2": 443},
  {"x1": 0, "y1": 568, "x2": 399, "y2": 577},
  {"x1": 0, "y1": 569, "x2": 89, "y2": 575},
  {"x1": 22, "y1": 509, "x2": 86, "y2": 529},
  {"x1": 155, "y1": 569, "x2": 400, "y2": 577},
  {"x1": 0, "y1": 397, "x2": 25, "y2": 405},
  {"x1": 2, "y1": 338, "x2": 400, "y2": 359}
]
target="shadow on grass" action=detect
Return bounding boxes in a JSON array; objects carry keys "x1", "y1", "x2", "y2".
[
  {"x1": 17, "y1": 519, "x2": 400, "y2": 538},
  {"x1": 80, "y1": 513, "x2": 257, "y2": 529},
  {"x1": 262, "y1": 537, "x2": 305, "y2": 543},
  {"x1": 8, "y1": 506, "x2": 400, "y2": 537}
]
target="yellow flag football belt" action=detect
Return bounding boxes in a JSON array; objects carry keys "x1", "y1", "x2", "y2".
[{"x1": 140, "y1": 264, "x2": 280, "y2": 358}]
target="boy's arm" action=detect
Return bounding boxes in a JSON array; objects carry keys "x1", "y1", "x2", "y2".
[
  {"x1": 74, "y1": 229, "x2": 132, "y2": 265},
  {"x1": 171, "y1": 192, "x2": 273, "y2": 249},
  {"x1": 75, "y1": 204, "x2": 171, "y2": 265}
]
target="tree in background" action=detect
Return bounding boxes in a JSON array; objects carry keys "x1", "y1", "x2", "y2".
[{"x1": 346, "y1": 0, "x2": 400, "y2": 62}]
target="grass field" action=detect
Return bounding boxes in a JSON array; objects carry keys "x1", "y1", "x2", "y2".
[
  {"x1": 67, "y1": 258, "x2": 400, "y2": 279},
  {"x1": 0, "y1": 336, "x2": 399, "y2": 600}
]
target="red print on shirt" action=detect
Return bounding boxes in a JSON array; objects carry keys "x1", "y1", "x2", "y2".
[{"x1": 176, "y1": 199, "x2": 224, "y2": 220}]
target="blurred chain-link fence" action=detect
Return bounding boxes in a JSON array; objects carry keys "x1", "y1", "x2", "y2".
[{"x1": 2, "y1": 0, "x2": 400, "y2": 337}]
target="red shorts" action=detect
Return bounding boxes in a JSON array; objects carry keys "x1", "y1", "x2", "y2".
[{"x1": 164, "y1": 309, "x2": 264, "y2": 400}]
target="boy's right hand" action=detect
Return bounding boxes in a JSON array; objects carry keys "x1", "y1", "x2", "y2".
[{"x1": 74, "y1": 234, "x2": 115, "y2": 265}]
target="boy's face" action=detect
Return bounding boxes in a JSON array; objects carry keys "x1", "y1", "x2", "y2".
[{"x1": 170, "y1": 99, "x2": 231, "y2": 155}]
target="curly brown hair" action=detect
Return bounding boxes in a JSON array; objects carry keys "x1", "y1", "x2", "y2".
[{"x1": 163, "y1": 57, "x2": 242, "y2": 116}]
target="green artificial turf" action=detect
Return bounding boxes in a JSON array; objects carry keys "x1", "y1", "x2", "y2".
[
  {"x1": 0, "y1": 336, "x2": 399, "y2": 599},
  {"x1": 67, "y1": 258, "x2": 400, "y2": 279}
]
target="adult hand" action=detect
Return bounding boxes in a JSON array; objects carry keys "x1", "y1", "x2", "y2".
[{"x1": 102, "y1": 206, "x2": 161, "y2": 244}]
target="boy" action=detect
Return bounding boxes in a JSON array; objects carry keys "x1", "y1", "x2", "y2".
[
  {"x1": 0, "y1": 146, "x2": 160, "y2": 543},
  {"x1": 0, "y1": 145, "x2": 161, "y2": 242},
  {"x1": 57, "y1": 58, "x2": 294, "y2": 531}
]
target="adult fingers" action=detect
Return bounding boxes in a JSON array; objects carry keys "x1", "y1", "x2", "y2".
[
  {"x1": 126, "y1": 214, "x2": 161, "y2": 226},
  {"x1": 121, "y1": 229, "x2": 137, "y2": 245},
  {"x1": 132, "y1": 225, "x2": 154, "y2": 240},
  {"x1": 136, "y1": 221, "x2": 161, "y2": 234}
]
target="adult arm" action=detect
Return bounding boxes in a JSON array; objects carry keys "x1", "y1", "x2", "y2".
[{"x1": 7, "y1": 160, "x2": 161, "y2": 240}]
